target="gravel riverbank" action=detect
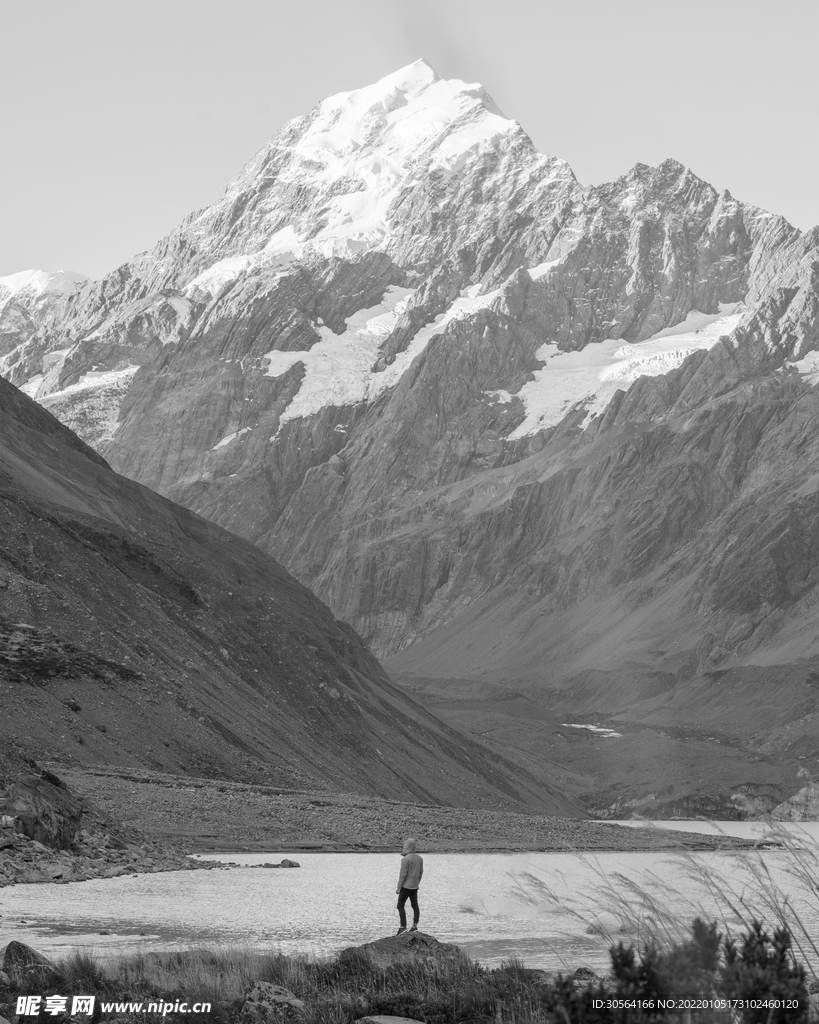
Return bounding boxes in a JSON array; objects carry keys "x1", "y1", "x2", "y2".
[{"x1": 62, "y1": 767, "x2": 751, "y2": 855}]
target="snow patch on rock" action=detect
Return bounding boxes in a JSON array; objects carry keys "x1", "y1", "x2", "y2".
[
  {"x1": 527, "y1": 259, "x2": 562, "y2": 281},
  {"x1": 264, "y1": 281, "x2": 505, "y2": 429},
  {"x1": 790, "y1": 351, "x2": 819, "y2": 384},
  {"x1": 38, "y1": 365, "x2": 140, "y2": 446},
  {"x1": 184, "y1": 256, "x2": 257, "y2": 296},
  {"x1": 563, "y1": 723, "x2": 623, "y2": 739},
  {"x1": 212, "y1": 427, "x2": 252, "y2": 450},
  {"x1": 507, "y1": 303, "x2": 745, "y2": 438}
]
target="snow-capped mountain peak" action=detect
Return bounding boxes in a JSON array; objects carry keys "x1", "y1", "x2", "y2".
[
  {"x1": 192, "y1": 59, "x2": 532, "y2": 270},
  {"x1": 300, "y1": 58, "x2": 515, "y2": 174},
  {"x1": 0, "y1": 268, "x2": 88, "y2": 305}
]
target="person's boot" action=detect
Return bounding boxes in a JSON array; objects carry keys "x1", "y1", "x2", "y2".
[
  {"x1": 409, "y1": 924, "x2": 418, "y2": 931},
  {"x1": 396, "y1": 926, "x2": 406, "y2": 935}
]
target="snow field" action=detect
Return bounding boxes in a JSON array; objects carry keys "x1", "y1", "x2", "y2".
[
  {"x1": 507, "y1": 303, "x2": 746, "y2": 437},
  {"x1": 263, "y1": 282, "x2": 506, "y2": 430}
]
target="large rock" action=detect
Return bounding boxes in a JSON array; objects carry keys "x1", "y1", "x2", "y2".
[
  {"x1": 0, "y1": 941, "x2": 60, "y2": 987},
  {"x1": 236, "y1": 981, "x2": 305, "y2": 1022},
  {"x1": 338, "y1": 932, "x2": 468, "y2": 973},
  {"x1": 0, "y1": 773, "x2": 83, "y2": 849}
]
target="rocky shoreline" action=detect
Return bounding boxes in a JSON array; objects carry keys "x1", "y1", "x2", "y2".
[
  {"x1": 63, "y1": 767, "x2": 754, "y2": 858},
  {"x1": 0, "y1": 770, "x2": 212, "y2": 889},
  {"x1": 0, "y1": 819, "x2": 209, "y2": 888},
  {"x1": 0, "y1": 766, "x2": 761, "y2": 892}
]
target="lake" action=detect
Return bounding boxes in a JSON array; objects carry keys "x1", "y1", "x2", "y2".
[{"x1": 1, "y1": 821, "x2": 817, "y2": 975}]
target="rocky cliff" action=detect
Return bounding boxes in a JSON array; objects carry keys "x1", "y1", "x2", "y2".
[{"x1": 3, "y1": 60, "x2": 819, "y2": 815}]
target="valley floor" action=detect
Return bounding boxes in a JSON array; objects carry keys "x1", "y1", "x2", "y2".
[{"x1": 59, "y1": 766, "x2": 748, "y2": 854}]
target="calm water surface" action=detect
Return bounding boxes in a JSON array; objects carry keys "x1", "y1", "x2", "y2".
[{"x1": 1, "y1": 822, "x2": 817, "y2": 974}]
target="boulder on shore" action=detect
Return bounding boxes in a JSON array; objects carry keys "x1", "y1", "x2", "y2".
[
  {"x1": 0, "y1": 773, "x2": 83, "y2": 849},
  {"x1": 339, "y1": 931, "x2": 468, "y2": 973},
  {"x1": 0, "y1": 941, "x2": 60, "y2": 987}
]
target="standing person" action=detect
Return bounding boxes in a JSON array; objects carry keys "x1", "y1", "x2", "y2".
[{"x1": 395, "y1": 837, "x2": 424, "y2": 934}]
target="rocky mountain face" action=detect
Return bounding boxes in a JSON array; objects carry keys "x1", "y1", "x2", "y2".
[
  {"x1": 0, "y1": 374, "x2": 570, "y2": 812},
  {"x1": 3, "y1": 60, "x2": 819, "y2": 816}
]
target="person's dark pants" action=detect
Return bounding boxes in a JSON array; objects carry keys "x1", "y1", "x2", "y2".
[{"x1": 397, "y1": 886, "x2": 420, "y2": 927}]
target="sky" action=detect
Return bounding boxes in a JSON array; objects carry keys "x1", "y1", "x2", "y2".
[{"x1": 2, "y1": 0, "x2": 817, "y2": 280}]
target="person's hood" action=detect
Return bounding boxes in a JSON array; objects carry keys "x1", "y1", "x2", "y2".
[{"x1": 402, "y1": 838, "x2": 417, "y2": 855}]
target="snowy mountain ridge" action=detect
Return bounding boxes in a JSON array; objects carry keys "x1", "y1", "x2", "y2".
[
  {"x1": 3, "y1": 60, "x2": 791, "y2": 444},
  {"x1": 142, "y1": 59, "x2": 569, "y2": 297},
  {"x1": 0, "y1": 268, "x2": 88, "y2": 302},
  {"x1": 220, "y1": 58, "x2": 526, "y2": 264}
]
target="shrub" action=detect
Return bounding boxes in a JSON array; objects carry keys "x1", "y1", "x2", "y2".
[
  {"x1": 722, "y1": 920, "x2": 809, "y2": 1023},
  {"x1": 542, "y1": 918, "x2": 811, "y2": 1024}
]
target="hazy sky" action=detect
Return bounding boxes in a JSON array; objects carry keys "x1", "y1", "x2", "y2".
[{"x1": 2, "y1": 0, "x2": 817, "y2": 280}]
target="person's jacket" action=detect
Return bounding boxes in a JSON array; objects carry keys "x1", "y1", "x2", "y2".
[{"x1": 397, "y1": 837, "x2": 424, "y2": 889}]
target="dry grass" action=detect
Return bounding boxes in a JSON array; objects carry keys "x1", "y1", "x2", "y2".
[
  {"x1": 42, "y1": 945, "x2": 546, "y2": 1023},
  {"x1": 507, "y1": 818, "x2": 819, "y2": 981}
]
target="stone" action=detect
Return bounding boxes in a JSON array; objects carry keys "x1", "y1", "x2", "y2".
[
  {"x1": 573, "y1": 966, "x2": 600, "y2": 983},
  {"x1": 279, "y1": 858, "x2": 300, "y2": 868},
  {"x1": 0, "y1": 774, "x2": 83, "y2": 849},
  {"x1": 339, "y1": 932, "x2": 468, "y2": 973},
  {"x1": 0, "y1": 941, "x2": 60, "y2": 987},
  {"x1": 0, "y1": 968, "x2": 10, "y2": 987},
  {"x1": 237, "y1": 981, "x2": 306, "y2": 1022},
  {"x1": 586, "y1": 912, "x2": 622, "y2": 936}
]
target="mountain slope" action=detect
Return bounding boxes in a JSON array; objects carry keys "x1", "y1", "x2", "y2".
[{"x1": 0, "y1": 374, "x2": 574, "y2": 812}]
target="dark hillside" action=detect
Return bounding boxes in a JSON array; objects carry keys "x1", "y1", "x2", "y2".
[{"x1": 0, "y1": 377, "x2": 574, "y2": 812}]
